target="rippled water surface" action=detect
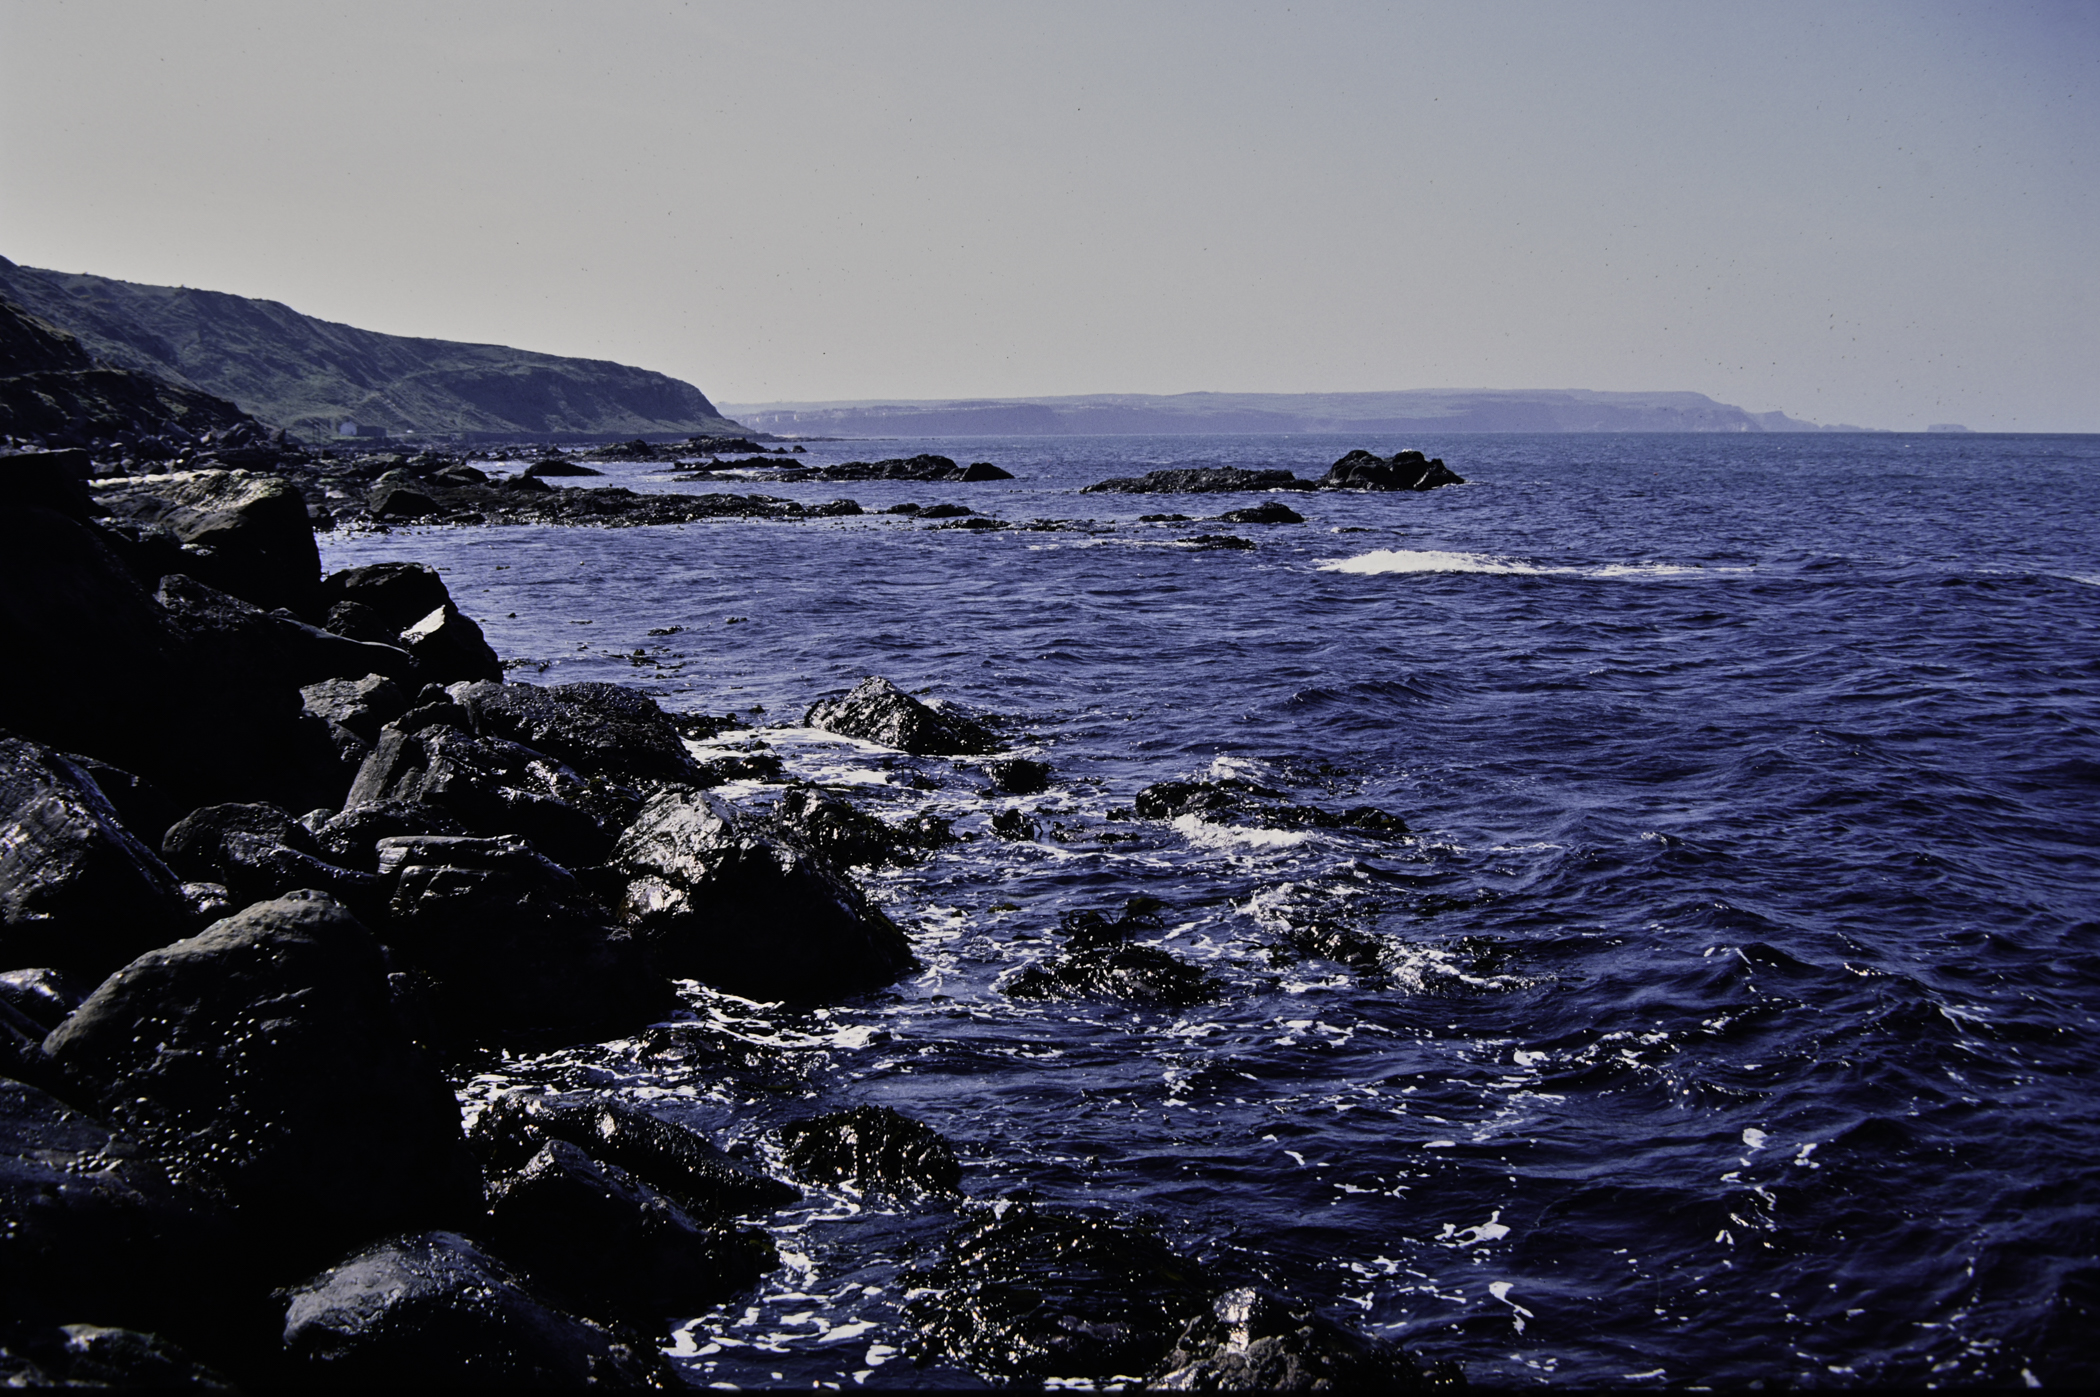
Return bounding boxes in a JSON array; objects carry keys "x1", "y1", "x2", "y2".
[{"x1": 322, "y1": 433, "x2": 2100, "y2": 1389}]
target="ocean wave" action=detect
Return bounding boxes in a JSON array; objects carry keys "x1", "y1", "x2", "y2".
[{"x1": 1318, "y1": 548, "x2": 1743, "y2": 579}]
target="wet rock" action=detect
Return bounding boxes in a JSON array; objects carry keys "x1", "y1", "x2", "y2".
[
  {"x1": 778, "y1": 1104, "x2": 961, "y2": 1196},
  {"x1": 0, "y1": 968, "x2": 84, "y2": 1034},
  {"x1": 0, "y1": 1324, "x2": 234, "y2": 1390},
  {"x1": 906, "y1": 1203, "x2": 1214, "y2": 1380},
  {"x1": 1081, "y1": 468, "x2": 1313, "y2": 494},
  {"x1": 346, "y1": 723, "x2": 614, "y2": 869},
  {"x1": 800, "y1": 453, "x2": 974, "y2": 482},
  {"x1": 522, "y1": 459, "x2": 603, "y2": 477},
  {"x1": 62, "y1": 754, "x2": 183, "y2": 848},
  {"x1": 161, "y1": 802, "x2": 383, "y2": 912},
  {"x1": 918, "y1": 502, "x2": 973, "y2": 519},
  {"x1": 938, "y1": 516, "x2": 1009, "y2": 531},
  {"x1": 962, "y1": 462, "x2": 1014, "y2": 481},
  {"x1": 810, "y1": 497, "x2": 863, "y2": 516},
  {"x1": 449, "y1": 680, "x2": 700, "y2": 785},
  {"x1": 989, "y1": 808, "x2": 1038, "y2": 841},
  {"x1": 376, "y1": 834, "x2": 667, "y2": 1043},
  {"x1": 300, "y1": 675, "x2": 410, "y2": 744},
  {"x1": 1214, "y1": 501, "x2": 1304, "y2": 524},
  {"x1": 485, "y1": 1138, "x2": 774, "y2": 1320},
  {"x1": 432, "y1": 464, "x2": 491, "y2": 487},
  {"x1": 1319, "y1": 448, "x2": 1463, "y2": 491},
  {"x1": 371, "y1": 484, "x2": 438, "y2": 520},
  {"x1": 1179, "y1": 533, "x2": 1255, "y2": 551},
  {"x1": 612, "y1": 787, "x2": 914, "y2": 1002},
  {"x1": 692, "y1": 750, "x2": 785, "y2": 784},
  {"x1": 1005, "y1": 943, "x2": 1221, "y2": 1007},
  {"x1": 1135, "y1": 779, "x2": 1407, "y2": 834},
  {"x1": 320, "y1": 562, "x2": 451, "y2": 633},
  {"x1": 156, "y1": 572, "x2": 418, "y2": 688},
  {"x1": 805, "y1": 675, "x2": 1000, "y2": 756},
  {"x1": 470, "y1": 1089, "x2": 796, "y2": 1221},
  {"x1": 41, "y1": 891, "x2": 481, "y2": 1269},
  {"x1": 0, "y1": 737, "x2": 191, "y2": 979},
  {"x1": 280, "y1": 1230, "x2": 672, "y2": 1388},
  {"x1": 92, "y1": 468, "x2": 322, "y2": 613},
  {"x1": 1057, "y1": 896, "x2": 1166, "y2": 950},
  {"x1": 400, "y1": 603, "x2": 503, "y2": 684},
  {"x1": 774, "y1": 785, "x2": 934, "y2": 867},
  {"x1": 311, "y1": 799, "x2": 470, "y2": 872},
  {"x1": 0, "y1": 1077, "x2": 222, "y2": 1333},
  {"x1": 984, "y1": 758, "x2": 1051, "y2": 795},
  {"x1": 1152, "y1": 1286, "x2": 1444, "y2": 1390}
]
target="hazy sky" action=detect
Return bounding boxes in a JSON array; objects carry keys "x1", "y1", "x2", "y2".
[{"x1": 3, "y1": 1, "x2": 2094, "y2": 429}]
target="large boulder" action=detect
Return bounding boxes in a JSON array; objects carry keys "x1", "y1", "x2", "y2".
[
  {"x1": 155, "y1": 572, "x2": 417, "y2": 687},
  {"x1": 484, "y1": 1138, "x2": 774, "y2": 1320},
  {"x1": 374, "y1": 834, "x2": 667, "y2": 1042},
  {"x1": 612, "y1": 788, "x2": 915, "y2": 1002},
  {"x1": 1080, "y1": 468, "x2": 1313, "y2": 494},
  {"x1": 300, "y1": 675, "x2": 410, "y2": 744},
  {"x1": 345, "y1": 723, "x2": 614, "y2": 869},
  {"x1": 400, "y1": 604, "x2": 503, "y2": 684},
  {"x1": 93, "y1": 469, "x2": 323, "y2": 614},
  {"x1": 318, "y1": 563, "x2": 501, "y2": 683},
  {"x1": 159, "y1": 802, "x2": 382, "y2": 913},
  {"x1": 470, "y1": 1090, "x2": 796, "y2": 1222},
  {"x1": 450, "y1": 680, "x2": 701, "y2": 785},
  {"x1": 804, "y1": 675, "x2": 999, "y2": 756},
  {"x1": 778, "y1": 1105, "x2": 961, "y2": 1197},
  {"x1": 1318, "y1": 449, "x2": 1464, "y2": 491},
  {"x1": 320, "y1": 562, "x2": 451, "y2": 635},
  {"x1": 0, "y1": 1076, "x2": 222, "y2": 1334},
  {"x1": 280, "y1": 1231, "x2": 670, "y2": 1388},
  {"x1": 310, "y1": 799, "x2": 469, "y2": 873},
  {"x1": 0, "y1": 737, "x2": 191, "y2": 979},
  {"x1": 40, "y1": 892, "x2": 480, "y2": 1270},
  {"x1": 0, "y1": 505, "x2": 343, "y2": 812}
]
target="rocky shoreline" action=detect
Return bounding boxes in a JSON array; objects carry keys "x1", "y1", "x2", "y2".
[{"x1": 1, "y1": 435, "x2": 1465, "y2": 1389}]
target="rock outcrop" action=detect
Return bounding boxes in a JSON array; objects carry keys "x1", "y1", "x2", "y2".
[{"x1": 805, "y1": 676, "x2": 1000, "y2": 756}]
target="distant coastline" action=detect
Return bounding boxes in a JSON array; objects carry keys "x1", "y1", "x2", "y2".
[{"x1": 721, "y1": 389, "x2": 1884, "y2": 438}]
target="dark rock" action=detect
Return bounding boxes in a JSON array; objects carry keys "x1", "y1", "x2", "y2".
[
  {"x1": 1319, "y1": 448, "x2": 1464, "y2": 491},
  {"x1": 988, "y1": 809, "x2": 1038, "y2": 841},
  {"x1": 92, "y1": 469, "x2": 322, "y2": 613},
  {"x1": 1005, "y1": 943, "x2": 1221, "y2": 1007},
  {"x1": 522, "y1": 459, "x2": 603, "y2": 478},
  {"x1": 40, "y1": 891, "x2": 481, "y2": 1269},
  {"x1": 918, "y1": 503, "x2": 973, "y2": 519},
  {"x1": 938, "y1": 516, "x2": 1009, "y2": 531},
  {"x1": 450, "y1": 680, "x2": 700, "y2": 785},
  {"x1": 884, "y1": 502, "x2": 923, "y2": 515},
  {"x1": 280, "y1": 1230, "x2": 673, "y2": 1388},
  {"x1": 485, "y1": 1139, "x2": 774, "y2": 1320},
  {"x1": 0, "y1": 737, "x2": 191, "y2": 980},
  {"x1": 984, "y1": 758, "x2": 1051, "y2": 795},
  {"x1": 178, "y1": 881, "x2": 237, "y2": 926},
  {"x1": 375, "y1": 834, "x2": 667, "y2": 1042},
  {"x1": 774, "y1": 785, "x2": 921, "y2": 867},
  {"x1": 470, "y1": 1089, "x2": 796, "y2": 1221},
  {"x1": 60, "y1": 755, "x2": 182, "y2": 848},
  {"x1": 0, "y1": 1323, "x2": 234, "y2": 1390},
  {"x1": 0, "y1": 448, "x2": 96, "y2": 519},
  {"x1": 319, "y1": 562, "x2": 451, "y2": 633},
  {"x1": 0, "y1": 1076, "x2": 226, "y2": 1333},
  {"x1": 160, "y1": 801, "x2": 382, "y2": 912},
  {"x1": 504, "y1": 474, "x2": 555, "y2": 493},
  {"x1": 805, "y1": 453, "x2": 968, "y2": 482},
  {"x1": 322, "y1": 598, "x2": 394, "y2": 643},
  {"x1": 906, "y1": 1203, "x2": 1214, "y2": 1380},
  {"x1": 433, "y1": 464, "x2": 490, "y2": 487},
  {"x1": 961, "y1": 462, "x2": 1014, "y2": 481},
  {"x1": 810, "y1": 498, "x2": 863, "y2": 516},
  {"x1": 1057, "y1": 896, "x2": 1166, "y2": 951},
  {"x1": 311, "y1": 799, "x2": 470, "y2": 873},
  {"x1": 1179, "y1": 534, "x2": 1255, "y2": 551},
  {"x1": 156, "y1": 572, "x2": 418, "y2": 686},
  {"x1": 1134, "y1": 779, "x2": 1408, "y2": 834},
  {"x1": 778, "y1": 1104, "x2": 961, "y2": 1196},
  {"x1": 0, "y1": 967, "x2": 84, "y2": 1034},
  {"x1": 346, "y1": 724, "x2": 613, "y2": 869},
  {"x1": 1081, "y1": 468, "x2": 1313, "y2": 494},
  {"x1": 1138, "y1": 513, "x2": 1192, "y2": 522},
  {"x1": 805, "y1": 676, "x2": 999, "y2": 756},
  {"x1": 1152, "y1": 1286, "x2": 1444, "y2": 1390},
  {"x1": 371, "y1": 484, "x2": 438, "y2": 520},
  {"x1": 612, "y1": 787, "x2": 914, "y2": 1002},
  {"x1": 300, "y1": 675, "x2": 410, "y2": 744},
  {"x1": 1215, "y1": 501, "x2": 1304, "y2": 524},
  {"x1": 401, "y1": 604, "x2": 503, "y2": 683},
  {"x1": 692, "y1": 750, "x2": 785, "y2": 784},
  {"x1": 586, "y1": 439, "x2": 659, "y2": 461}
]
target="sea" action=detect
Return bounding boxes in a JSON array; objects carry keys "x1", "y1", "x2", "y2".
[{"x1": 318, "y1": 432, "x2": 2100, "y2": 1389}]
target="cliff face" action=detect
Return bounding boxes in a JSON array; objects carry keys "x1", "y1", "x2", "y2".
[
  {"x1": 0, "y1": 259, "x2": 743, "y2": 441},
  {"x1": 0, "y1": 296, "x2": 253, "y2": 442},
  {"x1": 723, "y1": 389, "x2": 1864, "y2": 437}
]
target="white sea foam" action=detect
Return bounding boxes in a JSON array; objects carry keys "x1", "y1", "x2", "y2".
[
  {"x1": 1169, "y1": 813, "x2": 1311, "y2": 850},
  {"x1": 1319, "y1": 548, "x2": 1747, "y2": 579}
]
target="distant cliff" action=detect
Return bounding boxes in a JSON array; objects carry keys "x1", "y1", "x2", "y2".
[
  {"x1": 723, "y1": 389, "x2": 1875, "y2": 437},
  {"x1": 0, "y1": 258, "x2": 746, "y2": 442}
]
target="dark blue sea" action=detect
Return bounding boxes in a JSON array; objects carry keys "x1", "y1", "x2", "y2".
[{"x1": 320, "y1": 433, "x2": 2100, "y2": 1389}]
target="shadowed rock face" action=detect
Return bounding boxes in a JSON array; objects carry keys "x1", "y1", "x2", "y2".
[
  {"x1": 40, "y1": 891, "x2": 481, "y2": 1270},
  {"x1": 1081, "y1": 467, "x2": 1314, "y2": 494},
  {"x1": 612, "y1": 787, "x2": 915, "y2": 1003},
  {"x1": 1153, "y1": 1286, "x2": 1444, "y2": 1391},
  {"x1": 450, "y1": 680, "x2": 700, "y2": 786},
  {"x1": 778, "y1": 1105, "x2": 962, "y2": 1197},
  {"x1": 1318, "y1": 448, "x2": 1464, "y2": 490},
  {"x1": 1003, "y1": 942, "x2": 1222, "y2": 1007},
  {"x1": 280, "y1": 1231, "x2": 672, "y2": 1388},
  {"x1": 95, "y1": 468, "x2": 323, "y2": 614},
  {"x1": 805, "y1": 676, "x2": 1000, "y2": 756}
]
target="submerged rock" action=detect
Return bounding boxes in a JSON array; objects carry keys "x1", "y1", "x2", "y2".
[
  {"x1": 1178, "y1": 533, "x2": 1255, "y2": 552},
  {"x1": 1153, "y1": 1286, "x2": 1447, "y2": 1391},
  {"x1": 612, "y1": 788, "x2": 914, "y2": 1002},
  {"x1": 40, "y1": 891, "x2": 481, "y2": 1269},
  {"x1": 1214, "y1": 501, "x2": 1304, "y2": 524},
  {"x1": 805, "y1": 676, "x2": 1000, "y2": 756},
  {"x1": 280, "y1": 1230, "x2": 671, "y2": 1388},
  {"x1": 1134, "y1": 778, "x2": 1407, "y2": 834},
  {"x1": 1319, "y1": 448, "x2": 1463, "y2": 491},
  {"x1": 469, "y1": 1089, "x2": 797, "y2": 1222},
  {"x1": 778, "y1": 1104, "x2": 961, "y2": 1197},
  {"x1": 1005, "y1": 943, "x2": 1221, "y2": 1007},
  {"x1": 906, "y1": 1203, "x2": 1214, "y2": 1380},
  {"x1": 984, "y1": 757, "x2": 1052, "y2": 795},
  {"x1": 1082, "y1": 468, "x2": 1312, "y2": 494}
]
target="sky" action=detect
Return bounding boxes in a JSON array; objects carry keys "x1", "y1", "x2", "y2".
[{"x1": 2, "y1": 0, "x2": 2094, "y2": 430}]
